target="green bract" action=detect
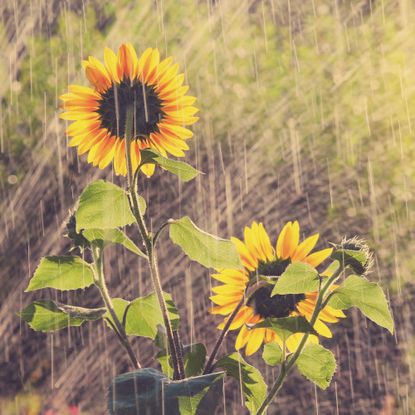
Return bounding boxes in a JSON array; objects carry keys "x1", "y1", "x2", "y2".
[
  {"x1": 76, "y1": 180, "x2": 145, "y2": 231},
  {"x1": 169, "y1": 216, "x2": 242, "y2": 269},
  {"x1": 26, "y1": 256, "x2": 94, "y2": 292}
]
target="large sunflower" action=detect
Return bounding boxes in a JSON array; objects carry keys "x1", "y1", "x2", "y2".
[
  {"x1": 210, "y1": 221, "x2": 346, "y2": 356},
  {"x1": 60, "y1": 43, "x2": 198, "y2": 177}
]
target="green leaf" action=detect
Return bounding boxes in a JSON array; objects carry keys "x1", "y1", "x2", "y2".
[
  {"x1": 140, "y1": 148, "x2": 200, "y2": 182},
  {"x1": 184, "y1": 343, "x2": 207, "y2": 377},
  {"x1": 215, "y1": 353, "x2": 267, "y2": 414},
  {"x1": 328, "y1": 275, "x2": 394, "y2": 333},
  {"x1": 19, "y1": 300, "x2": 99, "y2": 332},
  {"x1": 169, "y1": 216, "x2": 242, "y2": 269},
  {"x1": 83, "y1": 228, "x2": 146, "y2": 258},
  {"x1": 272, "y1": 262, "x2": 319, "y2": 296},
  {"x1": 158, "y1": 343, "x2": 207, "y2": 378},
  {"x1": 25, "y1": 256, "x2": 94, "y2": 292},
  {"x1": 295, "y1": 343, "x2": 336, "y2": 389},
  {"x1": 104, "y1": 298, "x2": 130, "y2": 328},
  {"x1": 262, "y1": 342, "x2": 283, "y2": 366},
  {"x1": 76, "y1": 180, "x2": 145, "y2": 231},
  {"x1": 255, "y1": 316, "x2": 316, "y2": 341},
  {"x1": 108, "y1": 368, "x2": 224, "y2": 415},
  {"x1": 106, "y1": 293, "x2": 180, "y2": 339}
]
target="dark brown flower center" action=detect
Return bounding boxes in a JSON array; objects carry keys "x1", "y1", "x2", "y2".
[
  {"x1": 248, "y1": 259, "x2": 305, "y2": 318},
  {"x1": 97, "y1": 80, "x2": 163, "y2": 140}
]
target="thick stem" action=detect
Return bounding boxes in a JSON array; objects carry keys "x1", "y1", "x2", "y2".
[
  {"x1": 203, "y1": 296, "x2": 245, "y2": 374},
  {"x1": 92, "y1": 246, "x2": 140, "y2": 370},
  {"x1": 123, "y1": 106, "x2": 185, "y2": 380},
  {"x1": 255, "y1": 269, "x2": 342, "y2": 415}
]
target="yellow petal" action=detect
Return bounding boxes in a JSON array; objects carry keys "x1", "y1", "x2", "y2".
[
  {"x1": 292, "y1": 233, "x2": 319, "y2": 262},
  {"x1": 245, "y1": 328, "x2": 265, "y2": 356},
  {"x1": 304, "y1": 248, "x2": 333, "y2": 267}
]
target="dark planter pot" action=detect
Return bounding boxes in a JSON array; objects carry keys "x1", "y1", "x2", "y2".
[{"x1": 108, "y1": 368, "x2": 224, "y2": 415}]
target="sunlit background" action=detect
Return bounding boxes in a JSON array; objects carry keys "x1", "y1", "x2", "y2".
[{"x1": 0, "y1": 0, "x2": 414, "y2": 413}]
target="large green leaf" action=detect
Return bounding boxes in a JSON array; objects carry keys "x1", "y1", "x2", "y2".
[
  {"x1": 255, "y1": 317, "x2": 316, "y2": 341},
  {"x1": 169, "y1": 216, "x2": 242, "y2": 269},
  {"x1": 140, "y1": 148, "x2": 200, "y2": 182},
  {"x1": 262, "y1": 342, "x2": 283, "y2": 366},
  {"x1": 215, "y1": 353, "x2": 267, "y2": 414},
  {"x1": 328, "y1": 275, "x2": 394, "y2": 333},
  {"x1": 295, "y1": 343, "x2": 336, "y2": 389},
  {"x1": 25, "y1": 256, "x2": 94, "y2": 292},
  {"x1": 19, "y1": 300, "x2": 104, "y2": 332},
  {"x1": 105, "y1": 293, "x2": 180, "y2": 339},
  {"x1": 108, "y1": 368, "x2": 224, "y2": 415},
  {"x1": 271, "y1": 262, "x2": 319, "y2": 296},
  {"x1": 83, "y1": 228, "x2": 146, "y2": 258},
  {"x1": 76, "y1": 180, "x2": 145, "y2": 231}
]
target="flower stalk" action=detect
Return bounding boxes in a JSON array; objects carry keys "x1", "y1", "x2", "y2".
[
  {"x1": 91, "y1": 245, "x2": 141, "y2": 370},
  {"x1": 255, "y1": 268, "x2": 343, "y2": 415},
  {"x1": 124, "y1": 106, "x2": 185, "y2": 380},
  {"x1": 203, "y1": 296, "x2": 245, "y2": 375}
]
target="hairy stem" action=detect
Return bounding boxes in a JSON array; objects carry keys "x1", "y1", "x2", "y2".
[
  {"x1": 92, "y1": 246, "x2": 140, "y2": 369},
  {"x1": 124, "y1": 106, "x2": 185, "y2": 380},
  {"x1": 255, "y1": 269, "x2": 342, "y2": 415}
]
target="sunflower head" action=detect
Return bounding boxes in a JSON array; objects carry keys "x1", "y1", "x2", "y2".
[
  {"x1": 332, "y1": 236, "x2": 373, "y2": 276},
  {"x1": 60, "y1": 43, "x2": 198, "y2": 177},
  {"x1": 210, "y1": 221, "x2": 345, "y2": 356}
]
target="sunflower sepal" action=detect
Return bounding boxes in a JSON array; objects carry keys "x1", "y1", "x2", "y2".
[
  {"x1": 330, "y1": 237, "x2": 373, "y2": 276},
  {"x1": 254, "y1": 316, "x2": 317, "y2": 341},
  {"x1": 139, "y1": 148, "x2": 201, "y2": 182},
  {"x1": 271, "y1": 262, "x2": 320, "y2": 296}
]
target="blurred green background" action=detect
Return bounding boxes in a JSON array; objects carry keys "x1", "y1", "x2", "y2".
[{"x1": 0, "y1": 0, "x2": 414, "y2": 414}]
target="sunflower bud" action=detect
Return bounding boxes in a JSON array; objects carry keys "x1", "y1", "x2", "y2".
[
  {"x1": 331, "y1": 237, "x2": 373, "y2": 276},
  {"x1": 65, "y1": 214, "x2": 90, "y2": 251}
]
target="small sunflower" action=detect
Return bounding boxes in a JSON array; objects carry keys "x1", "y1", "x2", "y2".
[
  {"x1": 60, "y1": 43, "x2": 198, "y2": 177},
  {"x1": 210, "y1": 221, "x2": 346, "y2": 356}
]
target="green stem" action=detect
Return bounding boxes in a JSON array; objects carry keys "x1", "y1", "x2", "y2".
[
  {"x1": 92, "y1": 245, "x2": 140, "y2": 370},
  {"x1": 203, "y1": 296, "x2": 245, "y2": 375},
  {"x1": 123, "y1": 106, "x2": 185, "y2": 380},
  {"x1": 255, "y1": 269, "x2": 342, "y2": 415}
]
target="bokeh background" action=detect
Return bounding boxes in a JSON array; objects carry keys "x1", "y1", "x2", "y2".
[{"x1": 0, "y1": 0, "x2": 414, "y2": 414}]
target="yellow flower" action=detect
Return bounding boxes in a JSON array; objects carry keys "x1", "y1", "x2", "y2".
[
  {"x1": 210, "y1": 221, "x2": 345, "y2": 356},
  {"x1": 60, "y1": 44, "x2": 198, "y2": 177}
]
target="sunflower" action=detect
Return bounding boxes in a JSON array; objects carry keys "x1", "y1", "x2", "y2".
[
  {"x1": 60, "y1": 43, "x2": 198, "y2": 177},
  {"x1": 210, "y1": 221, "x2": 346, "y2": 356}
]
